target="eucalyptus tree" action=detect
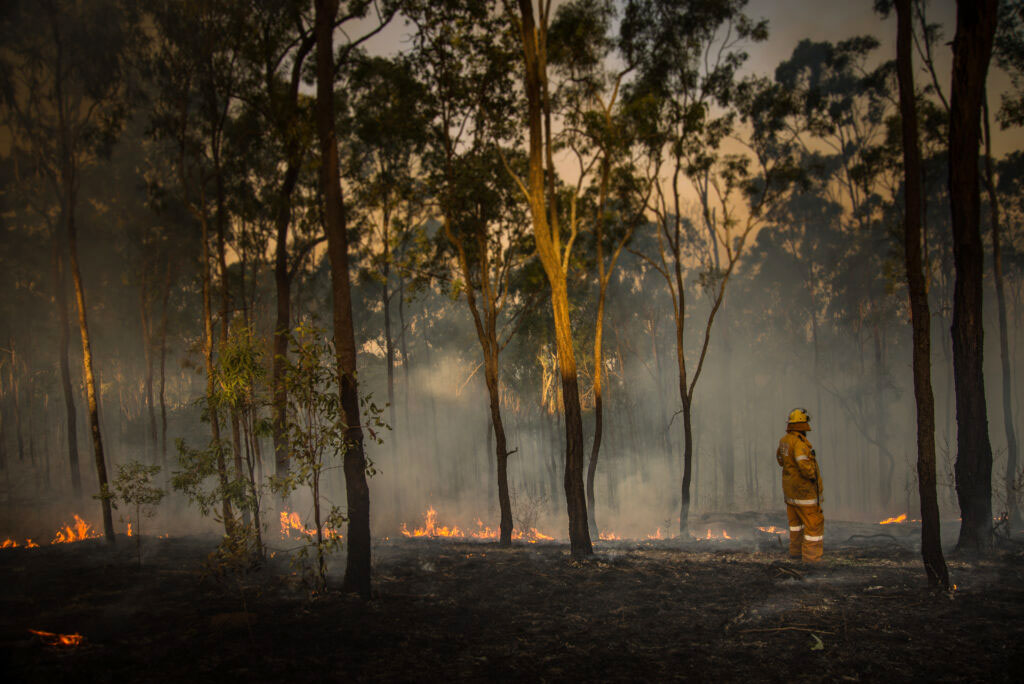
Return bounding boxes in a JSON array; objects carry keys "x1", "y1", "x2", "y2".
[
  {"x1": 0, "y1": 0, "x2": 143, "y2": 543},
  {"x1": 948, "y1": 0, "x2": 998, "y2": 554},
  {"x1": 889, "y1": 0, "x2": 950, "y2": 589},
  {"x1": 408, "y1": 0, "x2": 530, "y2": 545},
  {"x1": 620, "y1": 0, "x2": 804, "y2": 534},
  {"x1": 229, "y1": 0, "x2": 323, "y2": 486},
  {"x1": 313, "y1": 0, "x2": 395, "y2": 599},
  {"x1": 502, "y1": 0, "x2": 613, "y2": 556},
  {"x1": 547, "y1": 0, "x2": 648, "y2": 538}
]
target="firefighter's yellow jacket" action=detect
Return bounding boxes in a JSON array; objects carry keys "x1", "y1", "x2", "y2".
[{"x1": 776, "y1": 431, "x2": 822, "y2": 505}]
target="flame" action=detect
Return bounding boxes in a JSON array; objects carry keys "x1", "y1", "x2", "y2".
[
  {"x1": 280, "y1": 511, "x2": 342, "y2": 541},
  {"x1": 52, "y1": 515, "x2": 101, "y2": 544},
  {"x1": 694, "y1": 528, "x2": 732, "y2": 540},
  {"x1": 126, "y1": 522, "x2": 133, "y2": 537},
  {"x1": 29, "y1": 629, "x2": 84, "y2": 646},
  {"x1": 758, "y1": 526, "x2": 786, "y2": 534},
  {"x1": 2, "y1": 538, "x2": 38, "y2": 548},
  {"x1": 646, "y1": 527, "x2": 665, "y2": 540},
  {"x1": 598, "y1": 531, "x2": 621, "y2": 541},
  {"x1": 879, "y1": 513, "x2": 908, "y2": 525},
  {"x1": 400, "y1": 507, "x2": 554, "y2": 542}
]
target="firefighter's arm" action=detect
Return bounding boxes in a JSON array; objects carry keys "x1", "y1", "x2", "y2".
[{"x1": 795, "y1": 445, "x2": 817, "y2": 481}]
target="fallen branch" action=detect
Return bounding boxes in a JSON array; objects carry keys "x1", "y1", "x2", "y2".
[{"x1": 737, "y1": 627, "x2": 835, "y2": 635}]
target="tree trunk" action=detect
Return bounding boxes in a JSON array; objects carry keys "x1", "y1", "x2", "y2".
[
  {"x1": 948, "y1": 0, "x2": 997, "y2": 555},
  {"x1": 140, "y1": 269, "x2": 157, "y2": 459},
  {"x1": 52, "y1": 237, "x2": 81, "y2": 495},
  {"x1": 982, "y1": 94, "x2": 1020, "y2": 530},
  {"x1": 158, "y1": 256, "x2": 170, "y2": 468},
  {"x1": 315, "y1": 0, "x2": 372, "y2": 598},
  {"x1": 200, "y1": 208, "x2": 234, "y2": 536},
  {"x1": 484, "y1": 357, "x2": 514, "y2": 546},
  {"x1": 515, "y1": 0, "x2": 592, "y2": 557},
  {"x1": 897, "y1": 0, "x2": 949, "y2": 588},
  {"x1": 66, "y1": 192, "x2": 114, "y2": 545},
  {"x1": 272, "y1": 159, "x2": 300, "y2": 485}
]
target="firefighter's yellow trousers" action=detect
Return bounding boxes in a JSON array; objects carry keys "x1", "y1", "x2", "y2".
[{"x1": 787, "y1": 503, "x2": 824, "y2": 562}]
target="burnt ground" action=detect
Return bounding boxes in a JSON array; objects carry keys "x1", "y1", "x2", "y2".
[{"x1": 2, "y1": 521, "x2": 1023, "y2": 683}]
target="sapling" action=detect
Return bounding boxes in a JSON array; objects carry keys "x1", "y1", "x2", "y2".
[{"x1": 113, "y1": 461, "x2": 165, "y2": 566}]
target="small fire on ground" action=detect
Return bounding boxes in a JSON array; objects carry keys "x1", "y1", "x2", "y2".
[
  {"x1": 3, "y1": 514, "x2": 104, "y2": 549},
  {"x1": 400, "y1": 507, "x2": 554, "y2": 543},
  {"x1": 878, "y1": 513, "x2": 921, "y2": 525},
  {"x1": 280, "y1": 511, "x2": 343, "y2": 541},
  {"x1": 758, "y1": 526, "x2": 787, "y2": 535},
  {"x1": 29, "y1": 629, "x2": 84, "y2": 647}
]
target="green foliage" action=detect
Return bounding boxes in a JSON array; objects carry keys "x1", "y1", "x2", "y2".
[
  {"x1": 112, "y1": 460, "x2": 165, "y2": 566},
  {"x1": 270, "y1": 322, "x2": 385, "y2": 591}
]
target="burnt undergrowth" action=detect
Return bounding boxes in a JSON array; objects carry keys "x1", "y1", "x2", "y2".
[{"x1": 2, "y1": 527, "x2": 1022, "y2": 683}]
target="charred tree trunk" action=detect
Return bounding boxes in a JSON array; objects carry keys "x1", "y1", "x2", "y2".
[
  {"x1": 897, "y1": 0, "x2": 950, "y2": 588},
  {"x1": 382, "y1": 219, "x2": 396, "y2": 431},
  {"x1": 948, "y1": 0, "x2": 997, "y2": 555},
  {"x1": 981, "y1": 95, "x2": 1020, "y2": 530},
  {"x1": 65, "y1": 190, "x2": 114, "y2": 545},
  {"x1": 315, "y1": 0, "x2": 372, "y2": 597}
]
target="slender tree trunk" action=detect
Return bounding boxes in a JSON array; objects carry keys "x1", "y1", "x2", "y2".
[
  {"x1": 140, "y1": 270, "x2": 157, "y2": 459},
  {"x1": 398, "y1": 275, "x2": 410, "y2": 424},
  {"x1": 897, "y1": 0, "x2": 949, "y2": 588},
  {"x1": 315, "y1": 0, "x2": 372, "y2": 597},
  {"x1": 158, "y1": 256, "x2": 170, "y2": 468},
  {"x1": 200, "y1": 209, "x2": 234, "y2": 536},
  {"x1": 982, "y1": 95, "x2": 1020, "y2": 530},
  {"x1": 587, "y1": 286, "x2": 607, "y2": 538},
  {"x1": 272, "y1": 159, "x2": 300, "y2": 485},
  {"x1": 65, "y1": 188, "x2": 114, "y2": 544},
  {"x1": 948, "y1": 0, "x2": 997, "y2": 555},
  {"x1": 515, "y1": 0, "x2": 592, "y2": 557},
  {"x1": 484, "y1": 357, "x2": 514, "y2": 546},
  {"x1": 53, "y1": 237, "x2": 81, "y2": 494},
  {"x1": 382, "y1": 223, "x2": 396, "y2": 430}
]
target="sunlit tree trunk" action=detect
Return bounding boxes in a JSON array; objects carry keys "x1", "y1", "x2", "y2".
[
  {"x1": 315, "y1": 0, "x2": 372, "y2": 597},
  {"x1": 513, "y1": 0, "x2": 592, "y2": 557},
  {"x1": 948, "y1": 0, "x2": 997, "y2": 555},
  {"x1": 65, "y1": 183, "x2": 114, "y2": 544},
  {"x1": 896, "y1": 0, "x2": 949, "y2": 588}
]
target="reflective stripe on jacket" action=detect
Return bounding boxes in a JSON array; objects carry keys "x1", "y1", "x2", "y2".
[{"x1": 777, "y1": 431, "x2": 822, "y2": 504}]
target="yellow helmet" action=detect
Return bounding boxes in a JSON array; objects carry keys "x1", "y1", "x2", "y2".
[{"x1": 787, "y1": 408, "x2": 811, "y2": 430}]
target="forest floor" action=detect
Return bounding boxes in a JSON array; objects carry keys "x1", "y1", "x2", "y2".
[{"x1": 2, "y1": 516, "x2": 1023, "y2": 683}]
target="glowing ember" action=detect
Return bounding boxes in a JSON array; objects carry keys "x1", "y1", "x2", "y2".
[
  {"x1": 758, "y1": 526, "x2": 786, "y2": 534},
  {"x1": 280, "y1": 511, "x2": 342, "y2": 541},
  {"x1": 29, "y1": 629, "x2": 84, "y2": 647},
  {"x1": 51, "y1": 515, "x2": 101, "y2": 544},
  {"x1": 598, "y1": 531, "x2": 621, "y2": 541},
  {"x1": 879, "y1": 513, "x2": 908, "y2": 525}
]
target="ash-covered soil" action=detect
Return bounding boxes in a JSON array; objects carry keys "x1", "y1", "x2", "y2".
[{"x1": 2, "y1": 521, "x2": 1022, "y2": 683}]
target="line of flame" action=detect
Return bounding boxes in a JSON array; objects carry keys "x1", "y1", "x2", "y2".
[{"x1": 29, "y1": 629, "x2": 84, "y2": 646}]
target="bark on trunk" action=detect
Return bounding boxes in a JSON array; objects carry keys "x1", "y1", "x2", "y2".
[
  {"x1": 272, "y1": 158, "x2": 301, "y2": 485},
  {"x1": 316, "y1": 0, "x2": 372, "y2": 598},
  {"x1": 53, "y1": 239, "x2": 81, "y2": 495},
  {"x1": 981, "y1": 95, "x2": 1020, "y2": 530},
  {"x1": 948, "y1": 0, "x2": 997, "y2": 555},
  {"x1": 897, "y1": 0, "x2": 949, "y2": 588},
  {"x1": 515, "y1": 0, "x2": 592, "y2": 557},
  {"x1": 140, "y1": 269, "x2": 157, "y2": 458}
]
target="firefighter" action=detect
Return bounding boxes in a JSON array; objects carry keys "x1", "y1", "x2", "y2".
[{"x1": 776, "y1": 408, "x2": 823, "y2": 562}]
